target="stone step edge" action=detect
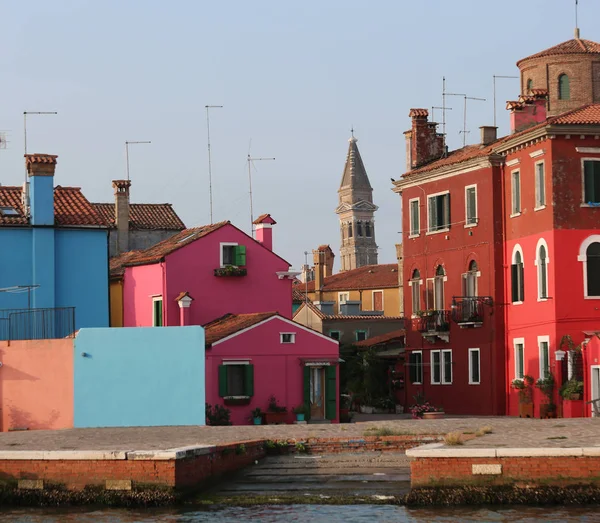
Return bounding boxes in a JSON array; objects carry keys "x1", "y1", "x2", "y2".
[{"x1": 406, "y1": 442, "x2": 600, "y2": 458}]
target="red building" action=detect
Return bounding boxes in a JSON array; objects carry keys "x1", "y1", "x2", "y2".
[{"x1": 394, "y1": 34, "x2": 600, "y2": 416}]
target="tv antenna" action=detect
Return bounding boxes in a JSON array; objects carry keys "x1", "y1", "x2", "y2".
[
  {"x1": 205, "y1": 105, "x2": 223, "y2": 224},
  {"x1": 247, "y1": 154, "x2": 275, "y2": 235},
  {"x1": 125, "y1": 141, "x2": 151, "y2": 181},
  {"x1": 446, "y1": 94, "x2": 486, "y2": 146},
  {"x1": 493, "y1": 75, "x2": 518, "y2": 128},
  {"x1": 575, "y1": 0, "x2": 580, "y2": 38}
]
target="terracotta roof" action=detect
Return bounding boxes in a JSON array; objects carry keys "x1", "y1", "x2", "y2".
[
  {"x1": 354, "y1": 328, "x2": 406, "y2": 348},
  {"x1": 550, "y1": 103, "x2": 600, "y2": 124},
  {"x1": 0, "y1": 186, "x2": 107, "y2": 227},
  {"x1": 293, "y1": 288, "x2": 307, "y2": 303},
  {"x1": 517, "y1": 38, "x2": 600, "y2": 65},
  {"x1": 252, "y1": 213, "x2": 276, "y2": 225},
  {"x1": 174, "y1": 291, "x2": 194, "y2": 302},
  {"x1": 409, "y1": 108, "x2": 429, "y2": 118},
  {"x1": 204, "y1": 312, "x2": 278, "y2": 346},
  {"x1": 117, "y1": 221, "x2": 229, "y2": 267},
  {"x1": 109, "y1": 250, "x2": 144, "y2": 278},
  {"x1": 294, "y1": 302, "x2": 403, "y2": 321},
  {"x1": 294, "y1": 264, "x2": 399, "y2": 292},
  {"x1": 93, "y1": 203, "x2": 185, "y2": 230},
  {"x1": 25, "y1": 154, "x2": 57, "y2": 165}
]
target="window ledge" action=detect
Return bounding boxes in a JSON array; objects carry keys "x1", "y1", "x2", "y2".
[
  {"x1": 426, "y1": 228, "x2": 450, "y2": 236},
  {"x1": 584, "y1": 296, "x2": 600, "y2": 300},
  {"x1": 512, "y1": 301, "x2": 524, "y2": 306},
  {"x1": 408, "y1": 234, "x2": 420, "y2": 239},
  {"x1": 580, "y1": 203, "x2": 600, "y2": 208},
  {"x1": 534, "y1": 205, "x2": 547, "y2": 211},
  {"x1": 468, "y1": 382, "x2": 481, "y2": 385},
  {"x1": 464, "y1": 222, "x2": 478, "y2": 229},
  {"x1": 537, "y1": 297, "x2": 549, "y2": 302},
  {"x1": 510, "y1": 212, "x2": 522, "y2": 218}
]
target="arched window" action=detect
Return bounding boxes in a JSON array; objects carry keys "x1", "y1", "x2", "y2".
[
  {"x1": 356, "y1": 221, "x2": 363, "y2": 237},
  {"x1": 587, "y1": 243, "x2": 600, "y2": 296},
  {"x1": 511, "y1": 247, "x2": 525, "y2": 303},
  {"x1": 464, "y1": 260, "x2": 478, "y2": 297},
  {"x1": 348, "y1": 222, "x2": 353, "y2": 238},
  {"x1": 558, "y1": 74, "x2": 570, "y2": 100},
  {"x1": 434, "y1": 265, "x2": 445, "y2": 310},
  {"x1": 410, "y1": 269, "x2": 421, "y2": 314},
  {"x1": 365, "y1": 222, "x2": 372, "y2": 237},
  {"x1": 527, "y1": 78, "x2": 533, "y2": 93},
  {"x1": 536, "y1": 242, "x2": 549, "y2": 300}
]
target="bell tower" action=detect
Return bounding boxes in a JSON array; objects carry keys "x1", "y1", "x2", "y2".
[{"x1": 335, "y1": 133, "x2": 378, "y2": 272}]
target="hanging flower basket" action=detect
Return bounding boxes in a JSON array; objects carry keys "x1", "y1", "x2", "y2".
[{"x1": 214, "y1": 266, "x2": 247, "y2": 277}]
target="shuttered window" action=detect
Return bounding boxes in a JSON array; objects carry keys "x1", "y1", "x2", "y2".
[
  {"x1": 465, "y1": 186, "x2": 477, "y2": 225},
  {"x1": 511, "y1": 171, "x2": 521, "y2": 214},
  {"x1": 428, "y1": 193, "x2": 450, "y2": 232},
  {"x1": 218, "y1": 364, "x2": 254, "y2": 397},
  {"x1": 514, "y1": 342, "x2": 524, "y2": 380},
  {"x1": 222, "y1": 245, "x2": 247, "y2": 266},
  {"x1": 431, "y1": 351, "x2": 441, "y2": 384},
  {"x1": 586, "y1": 242, "x2": 600, "y2": 296},
  {"x1": 409, "y1": 199, "x2": 420, "y2": 236},
  {"x1": 442, "y1": 350, "x2": 452, "y2": 384},
  {"x1": 584, "y1": 160, "x2": 600, "y2": 204},
  {"x1": 558, "y1": 74, "x2": 570, "y2": 100},
  {"x1": 152, "y1": 297, "x2": 163, "y2": 327},
  {"x1": 511, "y1": 251, "x2": 524, "y2": 303},
  {"x1": 535, "y1": 162, "x2": 546, "y2": 207},
  {"x1": 538, "y1": 245, "x2": 548, "y2": 299},
  {"x1": 409, "y1": 351, "x2": 423, "y2": 384},
  {"x1": 539, "y1": 341, "x2": 550, "y2": 379},
  {"x1": 469, "y1": 349, "x2": 480, "y2": 384}
]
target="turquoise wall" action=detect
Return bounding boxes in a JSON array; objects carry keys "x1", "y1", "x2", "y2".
[{"x1": 74, "y1": 327, "x2": 205, "y2": 427}]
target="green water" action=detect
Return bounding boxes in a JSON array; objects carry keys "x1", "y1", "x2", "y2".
[{"x1": 1, "y1": 505, "x2": 600, "y2": 522}]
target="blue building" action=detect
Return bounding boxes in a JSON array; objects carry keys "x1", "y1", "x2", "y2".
[{"x1": 0, "y1": 154, "x2": 109, "y2": 338}]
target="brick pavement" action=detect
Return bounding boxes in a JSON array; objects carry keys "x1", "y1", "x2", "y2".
[{"x1": 0, "y1": 417, "x2": 597, "y2": 451}]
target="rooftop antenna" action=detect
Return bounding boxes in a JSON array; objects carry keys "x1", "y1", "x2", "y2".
[
  {"x1": 575, "y1": 0, "x2": 580, "y2": 38},
  {"x1": 431, "y1": 106, "x2": 452, "y2": 126},
  {"x1": 445, "y1": 92, "x2": 466, "y2": 147},
  {"x1": 125, "y1": 141, "x2": 151, "y2": 181},
  {"x1": 460, "y1": 96, "x2": 486, "y2": 147},
  {"x1": 304, "y1": 250, "x2": 309, "y2": 325},
  {"x1": 205, "y1": 105, "x2": 223, "y2": 224},
  {"x1": 493, "y1": 75, "x2": 519, "y2": 128},
  {"x1": 247, "y1": 153, "x2": 275, "y2": 236}
]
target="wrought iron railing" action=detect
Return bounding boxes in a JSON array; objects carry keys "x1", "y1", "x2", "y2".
[
  {"x1": 450, "y1": 296, "x2": 493, "y2": 325},
  {"x1": 416, "y1": 310, "x2": 451, "y2": 333},
  {"x1": 0, "y1": 307, "x2": 75, "y2": 341}
]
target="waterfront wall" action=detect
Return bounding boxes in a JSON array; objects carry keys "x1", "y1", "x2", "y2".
[{"x1": 73, "y1": 327, "x2": 205, "y2": 428}]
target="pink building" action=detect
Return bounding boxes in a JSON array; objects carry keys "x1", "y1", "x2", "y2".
[{"x1": 205, "y1": 311, "x2": 340, "y2": 424}]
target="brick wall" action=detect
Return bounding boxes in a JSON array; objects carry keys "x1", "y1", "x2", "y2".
[{"x1": 302, "y1": 435, "x2": 442, "y2": 454}]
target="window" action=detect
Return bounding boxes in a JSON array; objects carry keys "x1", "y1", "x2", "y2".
[
  {"x1": 338, "y1": 292, "x2": 350, "y2": 304},
  {"x1": 348, "y1": 222, "x2": 353, "y2": 238},
  {"x1": 535, "y1": 162, "x2": 546, "y2": 208},
  {"x1": 0, "y1": 206, "x2": 19, "y2": 216},
  {"x1": 514, "y1": 339, "x2": 525, "y2": 379},
  {"x1": 583, "y1": 160, "x2": 600, "y2": 204},
  {"x1": 538, "y1": 336, "x2": 550, "y2": 379},
  {"x1": 465, "y1": 185, "x2": 477, "y2": 226},
  {"x1": 329, "y1": 331, "x2": 340, "y2": 341},
  {"x1": 558, "y1": 74, "x2": 570, "y2": 100},
  {"x1": 365, "y1": 222, "x2": 372, "y2": 237},
  {"x1": 511, "y1": 247, "x2": 525, "y2": 303},
  {"x1": 442, "y1": 349, "x2": 452, "y2": 384},
  {"x1": 409, "y1": 198, "x2": 420, "y2": 236},
  {"x1": 409, "y1": 351, "x2": 423, "y2": 384},
  {"x1": 152, "y1": 297, "x2": 163, "y2": 327},
  {"x1": 357, "y1": 221, "x2": 363, "y2": 237},
  {"x1": 428, "y1": 192, "x2": 450, "y2": 232},
  {"x1": 431, "y1": 351, "x2": 441, "y2": 384},
  {"x1": 469, "y1": 348, "x2": 480, "y2": 385},
  {"x1": 410, "y1": 269, "x2": 421, "y2": 314},
  {"x1": 527, "y1": 78, "x2": 533, "y2": 93},
  {"x1": 219, "y1": 363, "x2": 254, "y2": 398},
  {"x1": 355, "y1": 330, "x2": 367, "y2": 342},
  {"x1": 372, "y1": 290, "x2": 383, "y2": 311},
  {"x1": 511, "y1": 170, "x2": 521, "y2": 214},
  {"x1": 536, "y1": 241, "x2": 549, "y2": 300},
  {"x1": 280, "y1": 333, "x2": 296, "y2": 344},
  {"x1": 463, "y1": 260, "x2": 478, "y2": 297},
  {"x1": 434, "y1": 265, "x2": 445, "y2": 310},
  {"x1": 221, "y1": 243, "x2": 246, "y2": 266},
  {"x1": 586, "y1": 242, "x2": 600, "y2": 297}
]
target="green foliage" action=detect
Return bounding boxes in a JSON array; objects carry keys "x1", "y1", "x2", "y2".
[
  {"x1": 250, "y1": 407, "x2": 262, "y2": 418},
  {"x1": 235, "y1": 444, "x2": 246, "y2": 455},
  {"x1": 559, "y1": 379, "x2": 584, "y2": 399},
  {"x1": 292, "y1": 403, "x2": 309, "y2": 415},
  {"x1": 205, "y1": 403, "x2": 232, "y2": 426},
  {"x1": 267, "y1": 395, "x2": 287, "y2": 413},
  {"x1": 536, "y1": 373, "x2": 555, "y2": 403},
  {"x1": 342, "y1": 347, "x2": 390, "y2": 407},
  {"x1": 295, "y1": 442, "x2": 307, "y2": 453}
]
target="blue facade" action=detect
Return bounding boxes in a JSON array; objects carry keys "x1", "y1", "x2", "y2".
[{"x1": 74, "y1": 327, "x2": 205, "y2": 428}]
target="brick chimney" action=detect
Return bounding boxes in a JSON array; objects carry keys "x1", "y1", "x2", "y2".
[
  {"x1": 26, "y1": 154, "x2": 57, "y2": 226},
  {"x1": 253, "y1": 213, "x2": 277, "y2": 251},
  {"x1": 313, "y1": 248, "x2": 325, "y2": 303},
  {"x1": 508, "y1": 89, "x2": 548, "y2": 134},
  {"x1": 480, "y1": 126, "x2": 497, "y2": 146},
  {"x1": 112, "y1": 180, "x2": 131, "y2": 254},
  {"x1": 317, "y1": 245, "x2": 335, "y2": 277},
  {"x1": 405, "y1": 109, "x2": 444, "y2": 171}
]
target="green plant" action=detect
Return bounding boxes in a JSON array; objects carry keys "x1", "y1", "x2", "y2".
[
  {"x1": 295, "y1": 442, "x2": 307, "y2": 453},
  {"x1": 293, "y1": 404, "x2": 309, "y2": 415},
  {"x1": 235, "y1": 444, "x2": 246, "y2": 455},
  {"x1": 512, "y1": 375, "x2": 534, "y2": 402},
  {"x1": 536, "y1": 373, "x2": 555, "y2": 403},
  {"x1": 214, "y1": 266, "x2": 247, "y2": 277},
  {"x1": 559, "y1": 379, "x2": 584, "y2": 399},
  {"x1": 206, "y1": 403, "x2": 232, "y2": 426},
  {"x1": 267, "y1": 395, "x2": 287, "y2": 413},
  {"x1": 250, "y1": 407, "x2": 263, "y2": 419}
]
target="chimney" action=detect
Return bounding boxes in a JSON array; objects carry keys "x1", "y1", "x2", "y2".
[
  {"x1": 176, "y1": 292, "x2": 194, "y2": 326},
  {"x1": 317, "y1": 245, "x2": 335, "y2": 277},
  {"x1": 112, "y1": 180, "x2": 131, "y2": 254},
  {"x1": 480, "y1": 126, "x2": 497, "y2": 146},
  {"x1": 253, "y1": 213, "x2": 276, "y2": 251},
  {"x1": 405, "y1": 109, "x2": 444, "y2": 170},
  {"x1": 313, "y1": 248, "x2": 325, "y2": 303},
  {"x1": 508, "y1": 90, "x2": 548, "y2": 133},
  {"x1": 26, "y1": 154, "x2": 57, "y2": 226}
]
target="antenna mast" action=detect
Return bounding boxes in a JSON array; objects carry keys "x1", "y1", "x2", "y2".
[
  {"x1": 205, "y1": 105, "x2": 223, "y2": 224},
  {"x1": 575, "y1": 0, "x2": 580, "y2": 38},
  {"x1": 247, "y1": 154, "x2": 275, "y2": 235},
  {"x1": 125, "y1": 141, "x2": 151, "y2": 181}
]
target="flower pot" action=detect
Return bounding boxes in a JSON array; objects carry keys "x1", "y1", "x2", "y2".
[
  {"x1": 253, "y1": 417, "x2": 262, "y2": 425},
  {"x1": 539, "y1": 404, "x2": 556, "y2": 419},
  {"x1": 295, "y1": 413, "x2": 305, "y2": 422},
  {"x1": 519, "y1": 401, "x2": 534, "y2": 418},
  {"x1": 422, "y1": 411, "x2": 444, "y2": 420},
  {"x1": 570, "y1": 393, "x2": 581, "y2": 401}
]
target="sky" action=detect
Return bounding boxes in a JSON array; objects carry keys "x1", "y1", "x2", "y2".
[{"x1": 0, "y1": 0, "x2": 596, "y2": 271}]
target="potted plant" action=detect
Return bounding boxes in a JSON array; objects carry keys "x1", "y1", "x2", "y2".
[
  {"x1": 293, "y1": 403, "x2": 309, "y2": 422},
  {"x1": 340, "y1": 394, "x2": 352, "y2": 422},
  {"x1": 536, "y1": 373, "x2": 557, "y2": 419},
  {"x1": 560, "y1": 379, "x2": 584, "y2": 400},
  {"x1": 512, "y1": 375, "x2": 534, "y2": 418},
  {"x1": 250, "y1": 407, "x2": 263, "y2": 425},
  {"x1": 264, "y1": 394, "x2": 288, "y2": 425},
  {"x1": 409, "y1": 394, "x2": 444, "y2": 419}
]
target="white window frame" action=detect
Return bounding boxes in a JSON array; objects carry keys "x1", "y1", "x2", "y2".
[
  {"x1": 514, "y1": 338, "x2": 525, "y2": 380},
  {"x1": 534, "y1": 160, "x2": 546, "y2": 210},
  {"x1": 441, "y1": 349, "x2": 453, "y2": 384},
  {"x1": 338, "y1": 292, "x2": 350, "y2": 304},
  {"x1": 538, "y1": 335, "x2": 550, "y2": 379},
  {"x1": 468, "y1": 348, "x2": 481, "y2": 385},
  {"x1": 511, "y1": 244, "x2": 525, "y2": 305},
  {"x1": 534, "y1": 238, "x2": 550, "y2": 301},
  {"x1": 431, "y1": 350, "x2": 441, "y2": 385},
  {"x1": 577, "y1": 235, "x2": 600, "y2": 299},
  {"x1": 220, "y1": 242, "x2": 238, "y2": 267},
  {"x1": 511, "y1": 169, "x2": 521, "y2": 217},
  {"x1": 411, "y1": 350, "x2": 423, "y2": 384},
  {"x1": 408, "y1": 273, "x2": 422, "y2": 318},
  {"x1": 152, "y1": 296, "x2": 163, "y2": 327},
  {"x1": 426, "y1": 190, "x2": 451, "y2": 235},
  {"x1": 581, "y1": 158, "x2": 600, "y2": 207},
  {"x1": 280, "y1": 333, "x2": 296, "y2": 344},
  {"x1": 371, "y1": 290, "x2": 384, "y2": 311},
  {"x1": 464, "y1": 184, "x2": 478, "y2": 227},
  {"x1": 409, "y1": 197, "x2": 420, "y2": 238}
]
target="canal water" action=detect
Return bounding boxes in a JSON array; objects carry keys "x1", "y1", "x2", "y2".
[{"x1": 2, "y1": 505, "x2": 600, "y2": 522}]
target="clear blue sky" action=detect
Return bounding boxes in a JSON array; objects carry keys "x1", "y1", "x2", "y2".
[{"x1": 1, "y1": 0, "x2": 596, "y2": 270}]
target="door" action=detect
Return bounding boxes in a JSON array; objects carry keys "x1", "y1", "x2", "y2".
[
  {"x1": 592, "y1": 366, "x2": 600, "y2": 417},
  {"x1": 373, "y1": 291, "x2": 383, "y2": 311},
  {"x1": 310, "y1": 367, "x2": 325, "y2": 420}
]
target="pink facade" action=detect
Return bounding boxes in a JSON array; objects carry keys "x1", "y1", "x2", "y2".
[
  {"x1": 0, "y1": 339, "x2": 73, "y2": 431},
  {"x1": 206, "y1": 315, "x2": 340, "y2": 425},
  {"x1": 122, "y1": 223, "x2": 292, "y2": 327}
]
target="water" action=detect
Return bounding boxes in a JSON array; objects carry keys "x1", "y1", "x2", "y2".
[{"x1": 2, "y1": 505, "x2": 600, "y2": 522}]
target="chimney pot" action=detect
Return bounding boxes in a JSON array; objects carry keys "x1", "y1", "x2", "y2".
[
  {"x1": 479, "y1": 126, "x2": 498, "y2": 146},
  {"x1": 112, "y1": 180, "x2": 131, "y2": 254},
  {"x1": 26, "y1": 154, "x2": 57, "y2": 226}
]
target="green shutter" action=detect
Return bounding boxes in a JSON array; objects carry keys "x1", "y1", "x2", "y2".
[
  {"x1": 303, "y1": 365, "x2": 311, "y2": 406},
  {"x1": 244, "y1": 364, "x2": 254, "y2": 396},
  {"x1": 585, "y1": 161, "x2": 596, "y2": 203},
  {"x1": 325, "y1": 365, "x2": 337, "y2": 421},
  {"x1": 234, "y1": 245, "x2": 246, "y2": 266},
  {"x1": 218, "y1": 365, "x2": 228, "y2": 397}
]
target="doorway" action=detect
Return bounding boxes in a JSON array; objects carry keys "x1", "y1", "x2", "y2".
[
  {"x1": 310, "y1": 367, "x2": 325, "y2": 420},
  {"x1": 591, "y1": 366, "x2": 600, "y2": 417}
]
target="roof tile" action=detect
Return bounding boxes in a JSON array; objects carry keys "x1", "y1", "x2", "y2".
[
  {"x1": 294, "y1": 263, "x2": 399, "y2": 292},
  {"x1": 93, "y1": 202, "x2": 185, "y2": 230},
  {"x1": 354, "y1": 328, "x2": 406, "y2": 348},
  {"x1": 517, "y1": 38, "x2": 600, "y2": 65},
  {"x1": 205, "y1": 312, "x2": 278, "y2": 346}
]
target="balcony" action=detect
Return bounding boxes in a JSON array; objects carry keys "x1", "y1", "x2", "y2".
[
  {"x1": 450, "y1": 296, "x2": 493, "y2": 328},
  {"x1": 0, "y1": 307, "x2": 75, "y2": 341},
  {"x1": 415, "y1": 310, "x2": 451, "y2": 343}
]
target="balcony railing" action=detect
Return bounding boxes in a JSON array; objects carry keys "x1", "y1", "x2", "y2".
[
  {"x1": 416, "y1": 310, "x2": 451, "y2": 333},
  {"x1": 0, "y1": 307, "x2": 75, "y2": 341},
  {"x1": 450, "y1": 296, "x2": 493, "y2": 327}
]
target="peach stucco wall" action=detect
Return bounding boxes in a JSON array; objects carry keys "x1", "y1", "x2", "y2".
[{"x1": 0, "y1": 339, "x2": 73, "y2": 431}]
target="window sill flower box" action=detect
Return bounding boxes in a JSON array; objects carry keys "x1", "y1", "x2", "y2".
[
  {"x1": 223, "y1": 396, "x2": 251, "y2": 406},
  {"x1": 214, "y1": 266, "x2": 247, "y2": 277},
  {"x1": 264, "y1": 412, "x2": 288, "y2": 425}
]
